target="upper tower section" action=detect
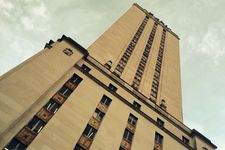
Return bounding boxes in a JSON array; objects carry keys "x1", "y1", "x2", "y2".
[{"x1": 88, "y1": 3, "x2": 183, "y2": 122}]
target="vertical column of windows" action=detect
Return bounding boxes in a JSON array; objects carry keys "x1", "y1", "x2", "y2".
[
  {"x1": 4, "y1": 74, "x2": 83, "y2": 150},
  {"x1": 132, "y1": 23, "x2": 158, "y2": 90},
  {"x1": 150, "y1": 29, "x2": 166, "y2": 102},
  {"x1": 74, "y1": 95, "x2": 112, "y2": 150},
  {"x1": 119, "y1": 114, "x2": 138, "y2": 150},
  {"x1": 113, "y1": 16, "x2": 149, "y2": 77}
]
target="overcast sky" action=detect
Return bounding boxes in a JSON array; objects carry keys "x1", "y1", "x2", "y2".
[{"x1": 0, "y1": 0, "x2": 224, "y2": 149}]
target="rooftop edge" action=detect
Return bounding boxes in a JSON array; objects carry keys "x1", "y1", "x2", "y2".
[{"x1": 133, "y1": 3, "x2": 180, "y2": 40}]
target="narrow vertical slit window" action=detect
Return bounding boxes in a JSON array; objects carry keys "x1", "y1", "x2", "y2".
[
  {"x1": 132, "y1": 23, "x2": 158, "y2": 90},
  {"x1": 150, "y1": 29, "x2": 166, "y2": 102},
  {"x1": 114, "y1": 16, "x2": 149, "y2": 76}
]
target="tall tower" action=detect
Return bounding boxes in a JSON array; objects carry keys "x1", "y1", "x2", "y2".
[
  {"x1": 88, "y1": 4, "x2": 182, "y2": 122},
  {"x1": 0, "y1": 3, "x2": 217, "y2": 150}
]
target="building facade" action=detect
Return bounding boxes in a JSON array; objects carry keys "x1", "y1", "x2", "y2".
[{"x1": 0, "y1": 3, "x2": 216, "y2": 150}]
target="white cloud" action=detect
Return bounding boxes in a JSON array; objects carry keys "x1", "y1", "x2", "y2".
[
  {"x1": 0, "y1": 0, "x2": 14, "y2": 17},
  {"x1": 197, "y1": 24, "x2": 225, "y2": 65},
  {"x1": 0, "y1": 0, "x2": 14, "y2": 10}
]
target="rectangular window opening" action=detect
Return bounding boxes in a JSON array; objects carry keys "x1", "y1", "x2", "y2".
[
  {"x1": 128, "y1": 114, "x2": 138, "y2": 126},
  {"x1": 81, "y1": 64, "x2": 91, "y2": 73},
  {"x1": 108, "y1": 83, "x2": 117, "y2": 92},
  {"x1": 133, "y1": 101, "x2": 141, "y2": 110},
  {"x1": 83, "y1": 125, "x2": 97, "y2": 140},
  {"x1": 100, "y1": 95, "x2": 112, "y2": 107}
]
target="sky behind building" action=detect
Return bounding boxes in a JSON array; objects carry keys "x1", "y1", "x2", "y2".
[{"x1": 0, "y1": 0, "x2": 224, "y2": 149}]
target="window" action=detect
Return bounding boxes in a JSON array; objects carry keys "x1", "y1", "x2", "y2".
[
  {"x1": 93, "y1": 109, "x2": 105, "y2": 121},
  {"x1": 27, "y1": 117, "x2": 46, "y2": 134},
  {"x1": 70, "y1": 74, "x2": 83, "y2": 85},
  {"x1": 108, "y1": 83, "x2": 117, "y2": 92},
  {"x1": 81, "y1": 64, "x2": 91, "y2": 73},
  {"x1": 123, "y1": 129, "x2": 133, "y2": 143},
  {"x1": 45, "y1": 100, "x2": 61, "y2": 113},
  {"x1": 128, "y1": 114, "x2": 138, "y2": 126},
  {"x1": 157, "y1": 118, "x2": 164, "y2": 127},
  {"x1": 182, "y1": 136, "x2": 189, "y2": 145},
  {"x1": 83, "y1": 125, "x2": 97, "y2": 140},
  {"x1": 133, "y1": 101, "x2": 141, "y2": 110},
  {"x1": 4, "y1": 139, "x2": 26, "y2": 150},
  {"x1": 100, "y1": 95, "x2": 112, "y2": 107},
  {"x1": 119, "y1": 147, "x2": 125, "y2": 150},
  {"x1": 63, "y1": 48, "x2": 73, "y2": 56},
  {"x1": 58, "y1": 86, "x2": 72, "y2": 97},
  {"x1": 74, "y1": 144, "x2": 85, "y2": 150},
  {"x1": 155, "y1": 132, "x2": 163, "y2": 144}
]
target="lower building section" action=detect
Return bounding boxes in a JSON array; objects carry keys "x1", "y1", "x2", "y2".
[
  {"x1": 0, "y1": 36, "x2": 216, "y2": 150},
  {"x1": 0, "y1": 61, "x2": 215, "y2": 150}
]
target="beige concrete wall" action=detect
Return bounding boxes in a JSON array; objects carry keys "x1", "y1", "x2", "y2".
[
  {"x1": 88, "y1": 5, "x2": 146, "y2": 71},
  {"x1": 75, "y1": 61, "x2": 195, "y2": 148},
  {"x1": 0, "y1": 41, "x2": 84, "y2": 138},
  {"x1": 23, "y1": 67, "x2": 190, "y2": 150},
  {"x1": 195, "y1": 137, "x2": 215, "y2": 150},
  {"x1": 0, "y1": 66, "x2": 80, "y2": 148},
  {"x1": 159, "y1": 32, "x2": 183, "y2": 121}
]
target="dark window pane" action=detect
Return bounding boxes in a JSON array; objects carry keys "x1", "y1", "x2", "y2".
[
  {"x1": 182, "y1": 136, "x2": 189, "y2": 145},
  {"x1": 133, "y1": 101, "x2": 141, "y2": 110},
  {"x1": 93, "y1": 109, "x2": 105, "y2": 121},
  {"x1": 119, "y1": 147, "x2": 125, "y2": 150},
  {"x1": 70, "y1": 74, "x2": 83, "y2": 84},
  {"x1": 27, "y1": 117, "x2": 45, "y2": 134},
  {"x1": 155, "y1": 132, "x2": 163, "y2": 144},
  {"x1": 128, "y1": 114, "x2": 138, "y2": 126},
  {"x1": 123, "y1": 129, "x2": 133, "y2": 142},
  {"x1": 108, "y1": 83, "x2": 117, "y2": 92},
  {"x1": 81, "y1": 64, "x2": 91, "y2": 73},
  {"x1": 157, "y1": 118, "x2": 164, "y2": 127},
  {"x1": 83, "y1": 125, "x2": 97, "y2": 140},
  {"x1": 74, "y1": 144, "x2": 85, "y2": 150},
  {"x1": 5, "y1": 139, "x2": 26, "y2": 150},
  {"x1": 100, "y1": 95, "x2": 112, "y2": 106},
  {"x1": 45, "y1": 99, "x2": 61, "y2": 113},
  {"x1": 59, "y1": 86, "x2": 72, "y2": 97}
]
